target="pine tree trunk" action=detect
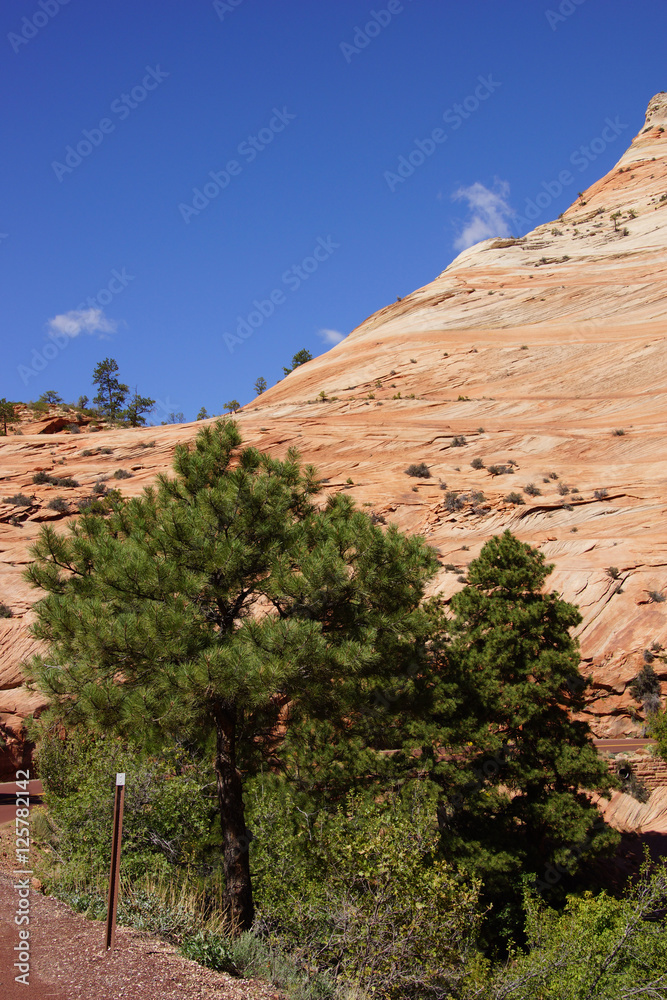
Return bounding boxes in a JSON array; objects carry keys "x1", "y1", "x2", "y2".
[{"x1": 212, "y1": 701, "x2": 254, "y2": 932}]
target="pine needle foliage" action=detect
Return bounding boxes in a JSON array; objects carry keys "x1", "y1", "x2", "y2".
[
  {"x1": 23, "y1": 419, "x2": 438, "y2": 932},
  {"x1": 415, "y1": 531, "x2": 619, "y2": 944}
]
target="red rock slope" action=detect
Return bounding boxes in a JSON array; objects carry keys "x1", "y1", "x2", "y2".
[{"x1": 1, "y1": 94, "x2": 667, "y2": 777}]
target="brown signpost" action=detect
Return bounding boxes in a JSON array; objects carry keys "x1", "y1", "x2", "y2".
[{"x1": 105, "y1": 772, "x2": 125, "y2": 951}]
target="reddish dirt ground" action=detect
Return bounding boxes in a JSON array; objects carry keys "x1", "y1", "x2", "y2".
[{"x1": 0, "y1": 819, "x2": 282, "y2": 1000}]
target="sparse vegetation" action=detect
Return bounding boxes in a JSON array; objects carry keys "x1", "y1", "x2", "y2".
[
  {"x1": 487, "y1": 464, "x2": 513, "y2": 477},
  {"x1": 113, "y1": 469, "x2": 133, "y2": 480},
  {"x1": 47, "y1": 497, "x2": 69, "y2": 513},
  {"x1": 557, "y1": 482, "x2": 570, "y2": 495},
  {"x1": 451, "y1": 435, "x2": 467, "y2": 448},
  {"x1": 524, "y1": 483, "x2": 541, "y2": 497},
  {"x1": 2, "y1": 493, "x2": 33, "y2": 507},
  {"x1": 405, "y1": 463, "x2": 430, "y2": 478},
  {"x1": 0, "y1": 602, "x2": 12, "y2": 618},
  {"x1": 629, "y1": 663, "x2": 662, "y2": 716},
  {"x1": 504, "y1": 491, "x2": 525, "y2": 505},
  {"x1": 470, "y1": 457, "x2": 485, "y2": 470},
  {"x1": 594, "y1": 488, "x2": 609, "y2": 500},
  {"x1": 282, "y1": 349, "x2": 313, "y2": 377},
  {"x1": 606, "y1": 567, "x2": 621, "y2": 580},
  {"x1": 443, "y1": 491, "x2": 464, "y2": 512},
  {"x1": 647, "y1": 590, "x2": 666, "y2": 604},
  {"x1": 613, "y1": 428, "x2": 626, "y2": 436}
]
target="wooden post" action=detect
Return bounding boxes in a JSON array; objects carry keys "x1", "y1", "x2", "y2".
[{"x1": 105, "y1": 772, "x2": 125, "y2": 951}]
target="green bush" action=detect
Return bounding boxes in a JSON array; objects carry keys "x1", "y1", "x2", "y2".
[
  {"x1": 246, "y1": 778, "x2": 482, "y2": 998},
  {"x1": 484, "y1": 863, "x2": 667, "y2": 999},
  {"x1": 32, "y1": 727, "x2": 220, "y2": 891},
  {"x1": 405, "y1": 462, "x2": 430, "y2": 478},
  {"x1": 0, "y1": 601, "x2": 12, "y2": 618},
  {"x1": 2, "y1": 493, "x2": 33, "y2": 506},
  {"x1": 47, "y1": 498, "x2": 69, "y2": 513}
]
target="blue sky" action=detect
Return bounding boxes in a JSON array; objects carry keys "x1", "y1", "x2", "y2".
[{"x1": 1, "y1": 0, "x2": 665, "y2": 421}]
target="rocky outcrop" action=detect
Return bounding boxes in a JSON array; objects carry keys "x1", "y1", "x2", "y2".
[{"x1": 1, "y1": 94, "x2": 667, "y2": 779}]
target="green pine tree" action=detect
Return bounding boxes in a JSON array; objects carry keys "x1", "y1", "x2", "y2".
[
  {"x1": 425, "y1": 531, "x2": 619, "y2": 939},
  {"x1": 0, "y1": 398, "x2": 17, "y2": 435},
  {"x1": 24, "y1": 420, "x2": 438, "y2": 931},
  {"x1": 123, "y1": 390, "x2": 155, "y2": 427},
  {"x1": 282, "y1": 349, "x2": 312, "y2": 377},
  {"x1": 92, "y1": 358, "x2": 129, "y2": 419}
]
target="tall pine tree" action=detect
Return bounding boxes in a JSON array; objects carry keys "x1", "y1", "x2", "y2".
[
  {"x1": 24, "y1": 420, "x2": 438, "y2": 930},
  {"x1": 424, "y1": 531, "x2": 618, "y2": 939}
]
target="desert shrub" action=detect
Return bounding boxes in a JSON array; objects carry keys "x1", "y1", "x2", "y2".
[
  {"x1": 32, "y1": 727, "x2": 218, "y2": 889},
  {"x1": 32, "y1": 471, "x2": 51, "y2": 484},
  {"x1": 80, "y1": 449, "x2": 94, "y2": 457},
  {"x1": 451, "y1": 435, "x2": 467, "y2": 448},
  {"x1": 648, "y1": 591, "x2": 666, "y2": 603},
  {"x1": 629, "y1": 663, "x2": 662, "y2": 715},
  {"x1": 594, "y1": 488, "x2": 609, "y2": 500},
  {"x1": 0, "y1": 602, "x2": 12, "y2": 618},
  {"x1": 100, "y1": 447, "x2": 113, "y2": 455},
  {"x1": 47, "y1": 498, "x2": 69, "y2": 513},
  {"x1": 606, "y1": 567, "x2": 620, "y2": 580},
  {"x1": 405, "y1": 463, "x2": 430, "y2": 478},
  {"x1": 524, "y1": 483, "x2": 541, "y2": 497},
  {"x1": 2, "y1": 493, "x2": 33, "y2": 506},
  {"x1": 138, "y1": 441, "x2": 155, "y2": 449},
  {"x1": 471, "y1": 457, "x2": 485, "y2": 470},
  {"x1": 444, "y1": 563, "x2": 458, "y2": 572},
  {"x1": 487, "y1": 464, "x2": 513, "y2": 477},
  {"x1": 246, "y1": 779, "x2": 482, "y2": 999},
  {"x1": 504, "y1": 492, "x2": 525, "y2": 505},
  {"x1": 549, "y1": 472, "x2": 559, "y2": 480},
  {"x1": 613, "y1": 428, "x2": 625, "y2": 436},
  {"x1": 180, "y1": 932, "x2": 238, "y2": 974},
  {"x1": 557, "y1": 482, "x2": 570, "y2": 495},
  {"x1": 113, "y1": 469, "x2": 133, "y2": 480},
  {"x1": 486, "y1": 863, "x2": 667, "y2": 998},
  {"x1": 370, "y1": 512, "x2": 386, "y2": 525},
  {"x1": 67, "y1": 424, "x2": 81, "y2": 434},
  {"x1": 444, "y1": 491, "x2": 465, "y2": 512}
]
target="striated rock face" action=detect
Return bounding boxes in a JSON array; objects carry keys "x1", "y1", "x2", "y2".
[{"x1": 1, "y1": 94, "x2": 667, "y2": 779}]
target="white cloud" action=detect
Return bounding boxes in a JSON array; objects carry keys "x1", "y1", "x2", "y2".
[
  {"x1": 47, "y1": 308, "x2": 117, "y2": 339},
  {"x1": 451, "y1": 179, "x2": 514, "y2": 251},
  {"x1": 318, "y1": 328, "x2": 346, "y2": 345}
]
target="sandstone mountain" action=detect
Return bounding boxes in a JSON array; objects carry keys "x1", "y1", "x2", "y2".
[{"x1": 1, "y1": 92, "x2": 667, "y2": 780}]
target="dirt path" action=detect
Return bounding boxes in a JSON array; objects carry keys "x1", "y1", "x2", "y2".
[{"x1": 0, "y1": 828, "x2": 281, "y2": 1000}]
